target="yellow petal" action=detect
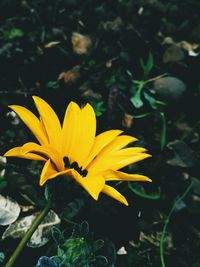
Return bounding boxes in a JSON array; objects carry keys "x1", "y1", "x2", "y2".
[
  {"x1": 114, "y1": 147, "x2": 147, "y2": 156},
  {"x1": 39, "y1": 159, "x2": 71, "y2": 185},
  {"x1": 103, "y1": 169, "x2": 152, "y2": 182},
  {"x1": 4, "y1": 146, "x2": 46, "y2": 161},
  {"x1": 62, "y1": 101, "x2": 81, "y2": 158},
  {"x1": 98, "y1": 135, "x2": 138, "y2": 156},
  {"x1": 102, "y1": 185, "x2": 128, "y2": 206},
  {"x1": 88, "y1": 153, "x2": 151, "y2": 175},
  {"x1": 25, "y1": 142, "x2": 64, "y2": 171},
  {"x1": 32, "y1": 96, "x2": 62, "y2": 152},
  {"x1": 62, "y1": 102, "x2": 96, "y2": 166},
  {"x1": 40, "y1": 162, "x2": 105, "y2": 200},
  {"x1": 40, "y1": 159, "x2": 62, "y2": 186},
  {"x1": 8, "y1": 142, "x2": 64, "y2": 171},
  {"x1": 71, "y1": 170, "x2": 105, "y2": 200},
  {"x1": 82, "y1": 130, "x2": 123, "y2": 169},
  {"x1": 87, "y1": 135, "x2": 138, "y2": 170},
  {"x1": 40, "y1": 159, "x2": 58, "y2": 185},
  {"x1": 8, "y1": 105, "x2": 48, "y2": 145}
]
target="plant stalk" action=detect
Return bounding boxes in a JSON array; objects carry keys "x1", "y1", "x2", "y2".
[{"x1": 5, "y1": 199, "x2": 52, "y2": 267}]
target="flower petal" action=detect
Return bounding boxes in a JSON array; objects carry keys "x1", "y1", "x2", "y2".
[
  {"x1": 6, "y1": 142, "x2": 64, "y2": 171},
  {"x1": 39, "y1": 159, "x2": 71, "y2": 185},
  {"x1": 40, "y1": 163, "x2": 105, "y2": 200},
  {"x1": 102, "y1": 185, "x2": 128, "y2": 206},
  {"x1": 32, "y1": 96, "x2": 62, "y2": 152},
  {"x1": 62, "y1": 101, "x2": 81, "y2": 158},
  {"x1": 114, "y1": 147, "x2": 147, "y2": 156},
  {"x1": 88, "y1": 153, "x2": 151, "y2": 175},
  {"x1": 87, "y1": 135, "x2": 138, "y2": 170},
  {"x1": 82, "y1": 130, "x2": 123, "y2": 169},
  {"x1": 103, "y1": 169, "x2": 152, "y2": 182},
  {"x1": 98, "y1": 135, "x2": 138, "y2": 156},
  {"x1": 8, "y1": 105, "x2": 48, "y2": 145},
  {"x1": 4, "y1": 146, "x2": 46, "y2": 161},
  {"x1": 62, "y1": 102, "x2": 96, "y2": 166},
  {"x1": 71, "y1": 170, "x2": 105, "y2": 200}
]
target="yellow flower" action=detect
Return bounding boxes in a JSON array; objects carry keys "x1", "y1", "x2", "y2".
[{"x1": 4, "y1": 96, "x2": 152, "y2": 205}]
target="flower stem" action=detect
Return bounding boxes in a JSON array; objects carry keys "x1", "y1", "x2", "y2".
[{"x1": 5, "y1": 199, "x2": 52, "y2": 267}]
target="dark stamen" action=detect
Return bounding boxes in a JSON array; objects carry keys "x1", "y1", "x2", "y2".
[
  {"x1": 68, "y1": 161, "x2": 88, "y2": 177},
  {"x1": 81, "y1": 169, "x2": 88, "y2": 177},
  {"x1": 70, "y1": 161, "x2": 79, "y2": 171},
  {"x1": 63, "y1": 157, "x2": 70, "y2": 168}
]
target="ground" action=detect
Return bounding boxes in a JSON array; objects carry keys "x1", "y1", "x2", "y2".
[{"x1": 0, "y1": 1, "x2": 200, "y2": 267}]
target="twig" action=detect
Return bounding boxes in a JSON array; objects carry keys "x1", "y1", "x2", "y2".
[{"x1": 5, "y1": 199, "x2": 52, "y2": 267}]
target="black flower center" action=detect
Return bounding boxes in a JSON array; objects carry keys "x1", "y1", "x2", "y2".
[{"x1": 63, "y1": 157, "x2": 88, "y2": 177}]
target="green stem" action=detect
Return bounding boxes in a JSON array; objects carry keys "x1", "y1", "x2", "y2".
[
  {"x1": 160, "y1": 182, "x2": 193, "y2": 267},
  {"x1": 5, "y1": 199, "x2": 52, "y2": 267}
]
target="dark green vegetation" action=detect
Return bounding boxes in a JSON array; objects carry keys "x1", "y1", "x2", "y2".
[{"x1": 0, "y1": 0, "x2": 200, "y2": 266}]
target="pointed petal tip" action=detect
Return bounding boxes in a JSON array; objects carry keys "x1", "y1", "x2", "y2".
[
  {"x1": 39, "y1": 179, "x2": 45, "y2": 186},
  {"x1": 83, "y1": 102, "x2": 92, "y2": 109},
  {"x1": 66, "y1": 101, "x2": 81, "y2": 113},
  {"x1": 32, "y1": 95, "x2": 41, "y2": 104},
  {"x1": 8, "y1": 105, "x2": 16, "y2": 109},
  {"x1": 123, "y1": 199, "x2": 129, "y2": 206},
  {"x1": 93, "y1": 194, "x2": 99, "y2": 201},
  {"x1": 143, "y1": 153, "x2": 152, "y2": 159},
  {"x1": 32, "y1": 95, "x2": 40, "y2": 101},
  {"x1": 138, "y1": 176, "x2": 153, "y2": 183},
  {"x1": 3, "y1": 148, "x2": 20, "y2": 157}
]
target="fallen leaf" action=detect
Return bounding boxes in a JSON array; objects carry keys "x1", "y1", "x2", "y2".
[
  {"x1": 81, "y1": 89, "x2": 102, "y2": 101},
  {"x1": 139, "y1": 231, "x2": 173, "y2": 250},
  {"x1": 117, "y1": 246, "x2": 127, "y2": 255},
  {"x1": 102, "y1": 17, "x2": 123, "y2": 31},
  {"x1": 167, "y1": 140, "x2": 197, "y2": 167},
  {"x1": 45, "y1": 41, "x2": 60, "y2": 48},
  {"x1": 122, "y1": 113, "x2": 134, "y2": 128},
  {"x1": 2, "y1": 210, "x2": 60, "y2": 247},
  {"x1": 71, "y1": 33, "x2": 92, "y2": 55},
  {"x1": 0, "y1": 195, "x2": 20, "y2": 226},
  {"x1": 58, "y1": 65, "x2": 80, "y2": 84},
  {"x1": 163, "y1": 45, "x2": 185, "y2": 64}
]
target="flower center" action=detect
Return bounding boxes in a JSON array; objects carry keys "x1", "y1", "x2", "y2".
[{"x1": 63, "y1": 157, "x2": 88, "y2": 177}]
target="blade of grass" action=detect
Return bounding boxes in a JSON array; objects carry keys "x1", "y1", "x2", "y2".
[
  {"x1": 160, "y1": 182, "x2": 193, "y2": 267},
  {"x1": 159, "y1": 112, "x2": 167, "y2": 150},
  {"x1": 133, "y1": 112, "x2": 153, "y2": 119},
  {"x1": 128, "y1": 182, "x2": 161, "y2": 200}
]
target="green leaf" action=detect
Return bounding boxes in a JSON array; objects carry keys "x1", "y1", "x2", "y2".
[
  {"x1": 93, "y1": 239, "x2": 104, "y2": 252},
  {"x1": 0, "y1": 176, "x2": 7, "y2": 191},
  {"x1": 130, "y1": 81, "x2": 145, "y2": 108},
  {"x1": 128, "y1": 182, "x2": 161, "y2": 200},
  {"x1": 80, "y1": 221, "x2": 89, "y2": 237},
  {"x1": 96, "y1": 255, "x2": 108, "y2": 266},
  {"x1": 62, "y1": 198, "x2": 86, "y2": 221},
  {"x1": 90, "y1": 101, "x2": 106, "y2": 117},
  {"x1": 143, "y1": 92, "x2": 157, "y2": 109},
  {"x1": 140, "y1": 52, "x2": 154, "y2": 79},
  {"x1": 133, "y1": 112, "x2": 153, "y2": 119},
  {"x1": 126, "y1": 70, "x2": 133, "y2": 78},
  {"x1": 0, "y1": 252, "x2": 5, "y2": 263},
  {"x1": 3, "y1": 28, "x2": 24, "y2": 40},
  {"x1": 62, "y1": 237, "x2": 90, "y2": 264},
  {"x1": 51, "y1": 227, "x2": 65, "y2": 245},
  {"x1": 46, "y1": 81, "x2": 60, "y2": 89},
  {"x1": 159, "y1": 112, "x2": 167, "y2": 151}
]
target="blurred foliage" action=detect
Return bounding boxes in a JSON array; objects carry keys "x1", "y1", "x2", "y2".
[{"x1": 36, "y1": 221, "x2": 116, "y2": 267}]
